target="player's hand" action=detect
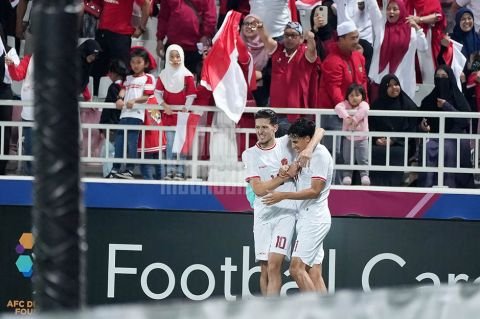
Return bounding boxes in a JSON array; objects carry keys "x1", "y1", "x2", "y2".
[
  {"x1": 297, "y1": 150, "x2": 312, "y2": 167},
  {"x1": 286, "y1": 162, "x2": 300, "y2": 178},
  {"x1": 262, "y1": 190, "x2": 284, "y2": 206},
  {"x1": 278, "y1": 164, "x2": 290, "y2": 178}
]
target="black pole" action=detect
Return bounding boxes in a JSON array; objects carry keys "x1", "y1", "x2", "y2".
[{"x1": 31, "y1": 0, "x2": 86, "y2": 311}]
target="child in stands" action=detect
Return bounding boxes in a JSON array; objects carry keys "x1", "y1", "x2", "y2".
[
  {"x1": 335, "y1": 83, "x2": 371, "y2": 186},
  {"x1": 107, "y1": 47, "x2": 155, "y2": 179},
  {"x1": 154, "y1": 44, "x2": 196, "y2": 180}
]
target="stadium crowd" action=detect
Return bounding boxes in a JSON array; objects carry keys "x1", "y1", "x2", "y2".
[{"x1": 0, "y1": 0, "x2": 478, "y2": 187}]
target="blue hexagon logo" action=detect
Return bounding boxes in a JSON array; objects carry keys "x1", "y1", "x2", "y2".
[{"x1": 16, "y1": 255, "x2": 33, "y2": 277}]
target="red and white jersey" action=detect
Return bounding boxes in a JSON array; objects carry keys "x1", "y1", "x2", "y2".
[
  {"x1": 242, "y1": 136, "x2": 297, "y2": 222},
  {"x1": 296, "y1": 144, "x2": 333, "y2": 220},
  {"x1": 120, "y1": 73, "x2": 155, "y2": 121}
]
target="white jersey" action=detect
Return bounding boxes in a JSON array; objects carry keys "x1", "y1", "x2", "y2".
[
  {"x1": 242, "y1": 136, "x2": 297, "y2": 222},
  {"x1": 295, "y1": 144, "x2": 333, "y2": 221},
  {"x1": 120, "y1": 73, "x2": 155, "y2": 121}
]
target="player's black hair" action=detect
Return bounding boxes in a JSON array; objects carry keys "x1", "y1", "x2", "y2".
[{"x1": 288, "y1": 117, "x2": 315, "y2": 138}]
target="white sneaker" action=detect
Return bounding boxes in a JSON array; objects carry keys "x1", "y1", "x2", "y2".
[
  {"x1": 342, "y1": 176, "x2": 352, "y2": 185},
  {"x1": 361, "y1": 175, "x2": 371, "y2": 186}
]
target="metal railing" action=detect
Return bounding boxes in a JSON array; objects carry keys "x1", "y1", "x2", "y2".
[{"x1": 0, "y1": 99, "x2": 479, "y2": 187}]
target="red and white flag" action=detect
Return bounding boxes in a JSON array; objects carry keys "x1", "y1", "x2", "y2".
[
  {"x1": 200, "y1": 10, "x2": 253, "y2": 124},
  {"x1": 10, "y1": 0, "x2": 20, "y2": 8},
  {"x1": 442, "y1": 39, "x2": 467, "y2": 91},
  {"x1": 450, "y1": 40, "x2": 467, "y2": 92},
  {"x1": 172, "y1": 112, "x2": 202, "y2": 156}
]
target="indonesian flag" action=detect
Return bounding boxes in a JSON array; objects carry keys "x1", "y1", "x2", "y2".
[
  {"x1": 172, "y1": 112, "x2": 202, "y2": 155},
  {"x1": 10, "y1": 0, "x2": 19, "y2": 8},
  {"x1": 442, "y1": 39, "x2": 467, "y2": 91},
  {"x1": 200, "y1": 10, "x2": 254, "y2": 124}
]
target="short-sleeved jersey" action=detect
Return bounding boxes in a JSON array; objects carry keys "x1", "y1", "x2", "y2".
[
  {"x1": 120, "y1": 73, "x2": 155, "y2": 121},
  {"x1": 296, "y1": 144, "x2": 333, "y2": 220},
  {"x1": 242, "y1": 136, "x2": 297, "y2": 222}
]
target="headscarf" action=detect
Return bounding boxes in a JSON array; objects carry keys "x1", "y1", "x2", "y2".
[
  {"x1": 78, "y1": 39, "x2": 101, "y2": 92},
  {"x1": 159, "y1": 44, "x2": 193, "y2": 93},
  {"x1": 420, "y1": 65, "x2": 471, "y2": 133},
  {"x1": 379, "y1": 0, "x2": 411, "y2": 73},
  {"x1": 451, "y1": 7, "x2": 480, "y2": 58},
  {"x1": 371, "y1": 74, "x2": 417, "y2": 133},
  {"x1": 240, "y1": 14, "x2": 269, "y2": 71}
]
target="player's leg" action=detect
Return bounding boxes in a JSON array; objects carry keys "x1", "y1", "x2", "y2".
[
  {"x1": 291, "y1": 219, "x2": 330, "y2": 292},
  {"x1": 266, "y1": 252, "x2": 285, "y2": 295},
  {"x1": 259, "y1": 260, "x2": 268, "y2": 295},
  {"x1": 254, "y1": 221, "x2": 271, "y2": 296},
  {"x1": 308, "y1": 225, "x2": 331, "y2": 293},
  {"x1": 266, "y1": 215, "x2": 296, "y2": 295},
  {"x1": 308, "y1": 263, "x2": 327, "y2": 293},
  {"x1": 289, "y1": 256, "x2": 316, "y2": 291}
]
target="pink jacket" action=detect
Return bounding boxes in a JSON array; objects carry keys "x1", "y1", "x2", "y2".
[{"x1": 334, "y1": 100, "x2": 369, "y2": 141}]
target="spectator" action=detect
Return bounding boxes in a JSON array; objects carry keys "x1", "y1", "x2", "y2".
[
  {"x1": 369, "y1": 74, "x2": 418, "y2": 186},
  {"x1": 0, "y1": 1, "x2": 19, "y2": 53},
  {"x1": 240, "y1": 14, "x2": 270, "y2": 107},
  {"x1": 257, "y1": 20, "x2": 317, "y2": 136},
  {"x1": 15, "y1": 0, "x2": 34, "y2": 56},
  {"x1": 78, "y1": 39, "x2": 101, "y2": 100},
  {"x1": 154, "y1": 44, "x2": 196, "y2": 180},
  {"x1": 318, "y1": 20, "x2": 368, "y2": 181},
  {"x1": 99, "y1": 59, "x2": 128, "y2": 177},
  {"x1": 467, "y1": 52, "x2": 480, "y2": 114},
  {"x1": 137, "y1": 95, "x2": 166, "y2": 180},
  {"x1": 92, "y1": 0, "x2": 150, "y2": 94},
  {"x1": 156, "y1": 0, "x2": 217, "y2": 77},
  {"x1": 365, "y1": 0, "x2": 428, "y2": 100},
  {"x1": 0, "y1": 26, "x2": 13, "y2": 175},
  {"x1": 6, "y1": 51, "x2": 33, "y2": 175},
  {"x1": 448, "y1": 8, "x2": 480, "y2": 62},
  {"x1": 78, "y1": 39, "x2": 102, "y2": 158},
  {"x1": 335, "y1": 83, "x2": 370, "y2": 186},
  {"x1": 310, "y1": 4, "x2": 336, "y2": 61},
  {"x1": 334, "y1": 0, "x2": 374, "y2": 73},
  {"x1": 309, "y1": 3, "x2": 336, "y2": 108},
  {"x1": 451, "y1": 0, "x2": 480, "y2": 32},
  {"x1": 406, "y1": 0, "x2": 445, "y2": 84},
  {"x1": 107, "y1": 47, "x2": 155, "y2": 179},
  {"x1": 419, "y1": 64, "x2": 474, "y2": 188}
]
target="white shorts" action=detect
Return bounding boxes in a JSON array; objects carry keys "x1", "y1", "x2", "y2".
[
  {"x1": 292, "y1": 219, "x2": 331, "y2": 267},
  {"x1": 254, "y1": 215, "x2": 296, "y2": 262}
]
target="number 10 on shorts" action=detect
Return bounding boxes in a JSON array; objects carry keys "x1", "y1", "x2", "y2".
[{"x1": 275, "y1": 236, "x2": 287, "y2": 249}]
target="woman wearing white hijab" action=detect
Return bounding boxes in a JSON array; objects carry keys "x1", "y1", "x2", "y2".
[{"x1": 154, "y1": 44, "x2": 197, "y2": 180}]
